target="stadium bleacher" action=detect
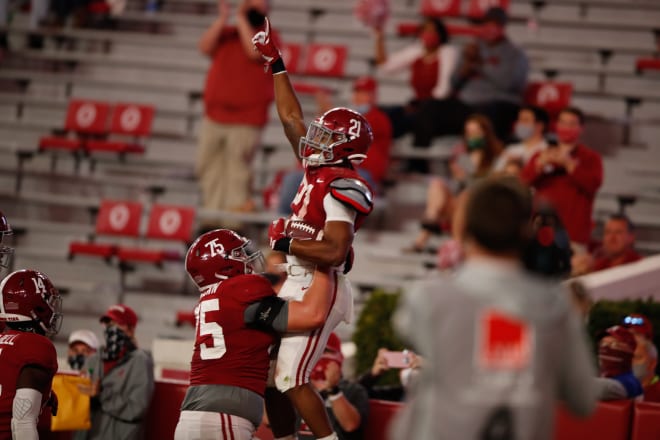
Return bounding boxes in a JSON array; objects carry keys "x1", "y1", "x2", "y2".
[{"x1": 1, "y1": 0, "x2": 660, "y2": 437}]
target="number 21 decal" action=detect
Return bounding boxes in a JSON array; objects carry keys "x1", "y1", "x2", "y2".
[{"x1": 348, "y1": 118, "x2": 361, "y2": 138}]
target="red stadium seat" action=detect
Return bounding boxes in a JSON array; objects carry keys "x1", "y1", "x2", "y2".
[
  {"x1": 117, "y1": 204, "x2": 195, "y2": 266},
  {"x1": 420, "y1": 0, "x2": 461, "y2": 17},
  {"x1": 636, "y1": 58, "x2": 660, "y2": 74},
  {"x1": 39, "y1": 100, "x2": 110, "y2": 154},
  {"x1": 363, "y1": 400, "x2": 404, "y2": 440},
  {"x1": 86, "y1": 103, "x2": 155, "y2": 157},
  {"x1": 467, "y1": 0, "x2": 510, "y2": 19},
  {"x1": 175, "y1": 310, "x2": 196, "y2": 327},
  {"x1": 524, "y1": 81, "x2": 573, "y2": 121},
  {"x1": 161, "y1": 368, "x2": 191, "y2": 382},
  {"x1": 69, "y1": 200, "x2": 143, "y2": 260},
  {"x1": 553, "y1": 400, "x2": 632, "y2": 440},
  {"x1": 303, "y1": 44, "x2": 347, "y2": 78},
  {"x1": 144, "y1": 380, "x2": 189, "y2": 440},
  {"x1": 631, "y1": 401, "x2": 660, "y2": 440}
]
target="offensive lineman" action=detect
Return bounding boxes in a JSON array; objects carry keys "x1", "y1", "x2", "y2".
[
  {"x1": 174, "y1": 229, "x2": 336, "y2": 440},
  {"x1": 253, "y1": 18, "x2": 374, "y2": 440},
  {"x1": 0, "y1": 269, "x2": 63, "y2": 440}
]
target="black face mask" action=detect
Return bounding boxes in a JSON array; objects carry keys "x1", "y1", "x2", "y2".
[
  {"x1": 102, "y1": 326, "x2": 135, "y2": 361},
  {"x1": 68, "y1": 354, "x2": 86, "y2": 370},
  {"x1": 246, "y1": 8, "x2": 265, "y2": 28}
]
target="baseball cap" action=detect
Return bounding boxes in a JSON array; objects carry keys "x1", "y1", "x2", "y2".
[
  {"x1": 353, "y1": 76, "x2": 377, "y2": 93},
  {"x1": 482, "y1": 7, "x2": 508, "y2": 26},
  {"x1": 68, "y1": 329, "x2": 100, "y2": 350},
  {"x1": 622, "y1": 313, "x2": 653, "y2": 340},
  {"x1": 100, "y1": 304, "x2": 138, "y2": 329}
]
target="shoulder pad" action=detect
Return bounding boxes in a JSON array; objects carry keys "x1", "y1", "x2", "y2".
[{"x1": 329, "y1": 178, "x2": 373, "y2": 214}]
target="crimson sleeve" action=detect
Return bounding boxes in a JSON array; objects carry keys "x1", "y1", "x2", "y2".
[{"x1": 566, "y1": 149, "x2": 603, "y2": 197}]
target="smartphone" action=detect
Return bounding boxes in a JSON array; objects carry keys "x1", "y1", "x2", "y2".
[{"x1": 382, "y1": 350, "x2": 410, "y2": 369}]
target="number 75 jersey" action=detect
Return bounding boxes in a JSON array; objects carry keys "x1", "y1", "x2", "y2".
[{"x1": 189, "y1": 274, "x2": 276, "y2": 397}]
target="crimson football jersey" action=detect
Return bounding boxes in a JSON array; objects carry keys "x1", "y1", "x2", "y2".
[
  {"x1": 290, "y1": 166, "x2": 372, "y2": 232},
  {"x1": 189, "y1": 274, "x2": 276, "y2": 396},
  {"x1": 0, "y1": 330, "x2": 58, "y2": 439}
]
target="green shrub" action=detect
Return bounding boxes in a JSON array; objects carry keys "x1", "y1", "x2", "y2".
[{"x1": 352, "y1": 289, "x2": 405, "y2": 385}]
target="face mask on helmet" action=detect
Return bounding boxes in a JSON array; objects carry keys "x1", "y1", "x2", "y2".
[{"x1": 299, "y1": 122, "x2": 348, "y2": 167}]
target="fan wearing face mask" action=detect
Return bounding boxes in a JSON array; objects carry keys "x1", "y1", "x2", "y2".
[
  {"x1": 522, "y1": 106, "x2": 603, "y2": 252},
  {"x1": 74, "y1": 305, "x2": 154, "y2": 440},
  {"x1": 494, "y1": 106, "x2": 549, "y2": 172},
  {"x1": 66, "y1": 330, "x2": 99, "y2": 371},
  {"x1": 594, "y1": 326, "x2": 644, "y2": 401},
  {"x1": 410, "y1": 114, "x2": 502, "y2": 252}
]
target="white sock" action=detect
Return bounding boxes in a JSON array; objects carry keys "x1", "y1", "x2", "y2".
[{"x1": 317, "y1": 434, "x2": 338, "y2": 440}]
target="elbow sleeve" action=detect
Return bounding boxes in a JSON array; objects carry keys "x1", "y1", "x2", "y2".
[{"x1": 11, "y1": 388, "x2": 42, "y2": 440}]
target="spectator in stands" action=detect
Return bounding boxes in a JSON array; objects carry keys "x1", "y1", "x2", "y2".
[
  {"x1": 356, "y1": 348, "x2": 422, "y2": 402},
  {"x1": 66, "y1": 329, "x2": 99, "y2": 371},
  {"x1": 264, "y1": 250, "x2": 287, "y2": 293},
  {"x1": 76, "y1": 304, "x2": 154, "y2": 440},
  {"x1": 631, "y1": 332, "x2": 659, "y2": 394},
  {"x1": 410, "y1": 114, "x2": 502, "y2": 252},
  {"x1": 0, "y1": 0, "x2": 50, "y2": 53},
  {"x1": 299, "y1": 333, "x2": 369, "y2": 440},
  {"x1": 276, "y1": 76, "x2": 392, "y2": 214},
  {"x1": 448, "y1": 7, "x2": 529, "y2": 142},
  {"x1": 595, "y1": 325, "x2": 643, "y2": 401},
  {"x1": 372, "y1": 15, "x2": 458, "y2": 172},
  {"x1": 196, "y1": 0, "x2": 274, "y2": 229},
  {"x1": 494, "y1": 106, "x2": 549, "y2": 171},
  {"x1": 522, "y1": 106, "x2": 603, "y2": 251},
  {"x1": 392, "y1": 177, "x2": 597, "y2": 439},
  {"x1": 591, "y1": 214, "x2": 642, "y2": 272}
]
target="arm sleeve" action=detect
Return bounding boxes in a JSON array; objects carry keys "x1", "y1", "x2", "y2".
[
  {"x1": 323, "y1": 193, "x2": 357, "y2": 224},
  {"x1": 11, "y1": 388, "x2": 42, "y2": 440},
  {"x1": 431, "y1": 45, "x2": 459, "y2": 99},
  {"x1": 99, "y1": 351, "x2": 155, "y2": 422},
  {"x1": 557, "y1": 298, "x2": 598, "y2": 416},
  {"x1": 378, "y1": 44, "x2": 424, "y2": 74},
  {"x1": 520, "y1": 151, "x2": 544, "y2": 185},
  {"x1": 566, "y1": 150, "x2": 603, "y2": 197}
]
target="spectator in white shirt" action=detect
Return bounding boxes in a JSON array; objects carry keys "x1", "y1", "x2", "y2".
[{"x1": 495, "y1": 105, "x2": 549, "y2": 171}]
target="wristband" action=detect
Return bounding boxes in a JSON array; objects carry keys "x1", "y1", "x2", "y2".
[
  {"x1": 328, "y1": 391, "x2": 343, "y2": 402},
  {"x1": 272, "y1": 57, "x2": 286, "y2": 75},
  {"x1": 273, "y1": 237, "x2": 291, "y2": 254}
]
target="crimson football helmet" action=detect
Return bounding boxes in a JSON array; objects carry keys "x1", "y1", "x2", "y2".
[
  {"x1": 185, "y1": 229, "x2": 265, "y2": 288},
  {"x1": 0, "y1": 269, "x2": 63, "y2": 336},
  {"x1": 0, "y1": 211, "x2": 13, "y2": 270},
  {"x1": 299, "y1": 107, "x2": 373, "y2": 167}
]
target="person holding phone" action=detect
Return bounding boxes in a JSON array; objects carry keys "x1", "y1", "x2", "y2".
[
  {"x1": 356, "y1": 348, "x2": 422, "y2": 402},
  {"x1": 522, "y1": 106, "x2": 603, "y2": 251}
]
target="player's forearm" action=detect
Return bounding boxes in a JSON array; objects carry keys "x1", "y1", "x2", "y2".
[
  {"x1": 274, "y1": 73, "x2": 306, "y2": 156},
  {"x1": 290, "y1": 238, "x2": 350, "y2": 267},
  {"x1": 286, "y1": 269, "x2": 334, "y2": 331}
]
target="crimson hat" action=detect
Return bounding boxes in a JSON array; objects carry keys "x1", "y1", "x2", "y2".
[
  {"x1": 622, "y1": 314, "x2": 653, "y2": 340},
  {"x1": 100, "y1": 304, "x2": 138, "y2": 329},
  {"x1": 322, "y1": 333, "x2": 344, "y2": 364},
  {"x1": 353, "y1": 76, "x2": 377, "y2": 92}
]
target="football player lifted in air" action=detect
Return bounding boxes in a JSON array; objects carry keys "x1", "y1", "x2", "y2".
[
  {"x1": 252, "y1": 18, "x2": 374, "y2": 440},
  {"x1": 0, "y1": 269, "x2": 63, "y2": 440},
  {"x1": 174, "y1": 229, "x2": 336, "y2": 440}
]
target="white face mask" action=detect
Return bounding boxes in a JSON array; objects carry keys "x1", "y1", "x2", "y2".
[
  {"x1": 633, "y1": 363, "x2": 648, "y2": 382},
  {"x1": 514, "y1": 123, "x2": 534, "y2": 141},
  {"x1": 353, "y1": 104, "x2": 371, "y2": 115}
]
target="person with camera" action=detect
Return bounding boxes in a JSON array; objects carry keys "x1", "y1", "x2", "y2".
[
  {"x1": 298, "y1": 334, "x2": 369, "y2": 440},
  {"x1": 356, "y1": 348, "x2": 422, "y2": 402},
  {"x1": 521, "y1": 106, "x2": 603, "y2": 251},
  {"x1": 196, "y1": 0, "x2": 276, "y2": 228}
]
